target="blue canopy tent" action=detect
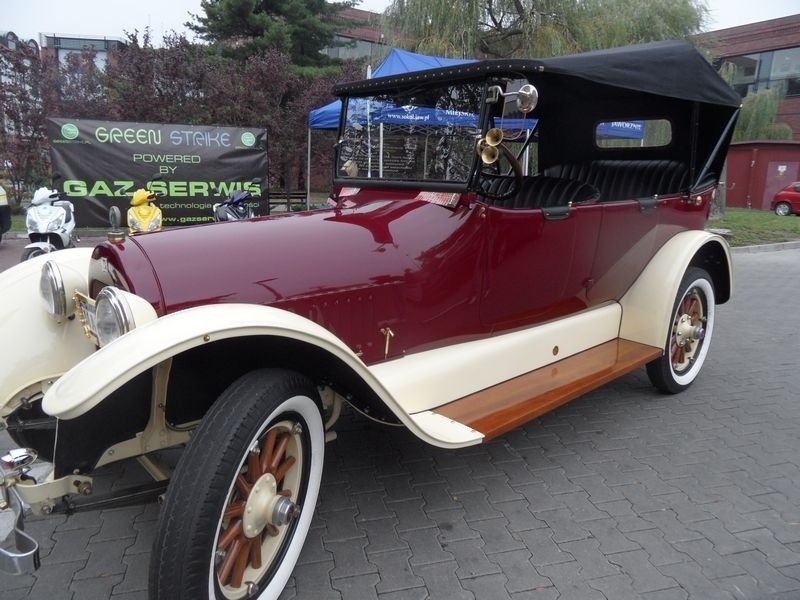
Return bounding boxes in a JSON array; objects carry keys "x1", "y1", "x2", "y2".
[
  {"x1": 309, "y1": 49, "x2": 475, "y2": 130},
  {"x1": 305, "y1": 49, "x2": 475, "y2": 202}
]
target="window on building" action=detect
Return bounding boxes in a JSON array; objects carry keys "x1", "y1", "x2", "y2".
[
  {"x1": 724, "y1": 47, "x2": 800, "y2": 98},
  {"x1": 771, "y1": 47, "x2": 800, "y2": 97},
  {"x1": 728, "y1": 53, "x2": 760, "y2": 96}
]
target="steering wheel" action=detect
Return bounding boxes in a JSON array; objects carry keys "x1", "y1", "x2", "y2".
[{"x1": 477, "y1": 142, "x2": 523, "y2": 202}]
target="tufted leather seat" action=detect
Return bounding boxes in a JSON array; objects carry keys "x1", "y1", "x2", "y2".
[
  {"x1": 544, "y1": 160, "x2": 689, "y2": 202},
  {"x1": 480, "y1": 176, "x2": 600, "y2": 209}
]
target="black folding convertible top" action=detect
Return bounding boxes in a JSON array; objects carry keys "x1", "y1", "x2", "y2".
[
  {"x1": 334, "y1": 40, "x2": 741, "y2": 190},
  {"x1": 334, "y1": 40, "x2": 740, "y2": 109}
]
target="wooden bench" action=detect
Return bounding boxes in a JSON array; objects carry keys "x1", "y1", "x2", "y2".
[{"x1": 266, "y1": 190, "x2": 308, "y2": 213}]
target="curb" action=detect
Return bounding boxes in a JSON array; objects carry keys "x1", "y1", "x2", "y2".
[{"x1": 731, "y1": 240, "x2": 800, "y2": 254}]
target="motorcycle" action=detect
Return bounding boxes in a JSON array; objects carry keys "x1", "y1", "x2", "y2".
[
  {"x1": 21, "y1": 176, "x2": 79, "y2": 262},
  {"x1": 128, "y1": 177, "x2": 163, "y2": 235},
  {"x1": 212, "y1": 178, "x2": 261, "y2": 222}
]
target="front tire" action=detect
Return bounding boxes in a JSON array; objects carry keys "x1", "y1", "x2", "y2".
[
  {"x1": 646, "y1": 267, "x2": 715, "y2": 394},
  {"x1": 20, "y1": 247, "x2": 47, "y2": 261},
  {"x1": 150, "y1": 369, "x2": 324, "y2": 600},
  {"x1": 775, "y1": 202, "x2": 792, "y2": 216}
]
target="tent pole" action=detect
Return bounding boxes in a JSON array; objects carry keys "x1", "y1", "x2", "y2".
[
  {"x1": 306, "y1": 128, "x2": 311, "y2": 210},
  {"x1": 524, "y1": 130, "x2": 530, "y2": 175}
]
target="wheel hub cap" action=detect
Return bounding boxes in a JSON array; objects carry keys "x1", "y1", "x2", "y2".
[
  {"x1": 241, "y1": 473, "x2": 298, "y2": 538},
  {"x1": 675, "y1": 313, "x2": 704, "y2": 347}
]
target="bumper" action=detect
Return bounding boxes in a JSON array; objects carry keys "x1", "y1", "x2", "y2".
[{"x1": 0, "y1": 484, "x2": 40, "y2": 575}]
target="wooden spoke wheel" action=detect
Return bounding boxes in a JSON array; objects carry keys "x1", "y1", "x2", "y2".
[
  {"x1": 647, "y1": 267, "x2": 715, "y2": 394},
  {"x1": 150, "y1": 369, "x2": 324, "y2": 600}
]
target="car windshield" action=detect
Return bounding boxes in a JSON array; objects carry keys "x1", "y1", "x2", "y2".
[{"x1": 338, "y1": 81, "x2": 486, "y2": 184}]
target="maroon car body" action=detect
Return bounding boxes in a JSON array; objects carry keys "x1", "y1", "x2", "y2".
[{"x1": 94, "y1": 180, "x2": 711, "y2": 366}]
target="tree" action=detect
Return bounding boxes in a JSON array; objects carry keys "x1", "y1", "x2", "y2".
[
  {"x1": 575, "y1": 0, "x2": 706, "y2": 52},
  {"x1": 0, "y1": 33, "x2": 60, "y2": 208},
  {"x1": 148, "y1": 33, "x2": 213, "y2": 125},
  {"x1": 104, "y1": 30, "x2": 164, "y2": 122},
  {"x1": 187, "y1": 0, "x2": 356, "y2": 67},
  {"x1": 284, "y1": 59, "x2": 365, "y2": 192},
  {"x1": 731, "y1": 85, "x2": 793, "y2": 142},
  {"x1": 383, "y1": 0, "x2": 708, "y2": 58},
  {"x1": 58, "y1": 47, "x2": 109, "y2": 119}
]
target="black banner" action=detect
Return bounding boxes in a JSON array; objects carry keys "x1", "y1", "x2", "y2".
[{"x1": 47, "y1": 118, "x2": 268, "y2": 227}]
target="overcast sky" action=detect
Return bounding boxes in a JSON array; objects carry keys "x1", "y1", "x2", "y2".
[{"x1": 4, "y1": 0, "x2": 798, "y2": 46}]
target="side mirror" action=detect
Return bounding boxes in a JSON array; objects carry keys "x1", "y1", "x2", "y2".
[
  {"x1": 109, "y1": 205, "x2": 121, "y2": 228},
  {"x1": 516, "y1": 84, "x2": 538, "y2": 114},
  {"x1": 487, "y1": 83, "x2": 539, "y2": 114}
]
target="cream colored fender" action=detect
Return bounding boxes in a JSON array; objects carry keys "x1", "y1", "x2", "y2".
[
  {"x1": 42, "y1": 303, "x2": 482, "y2": 448},
  {"x1": 620, "y1": 230, "x2": 732, "y2": 348},
  {"x1": 0, "y1": 248, "x2": 94, "y2": 417}
]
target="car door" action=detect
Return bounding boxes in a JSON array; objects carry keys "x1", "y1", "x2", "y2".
[
  {"x1": 585, "y1": 198, "x2": 661, "y2": 304},
  {"x1": 479, "y1": 202, "x2": 602, "y2": 330}
]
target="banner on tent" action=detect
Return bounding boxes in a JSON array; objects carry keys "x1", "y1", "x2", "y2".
[{"x1": 47, "y1": 118, "x2": 268, "y2": 227}]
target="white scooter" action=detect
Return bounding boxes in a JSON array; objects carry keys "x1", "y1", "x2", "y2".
[{"x1": 21, "y1": 184, "x2": 79, "y2": 262}]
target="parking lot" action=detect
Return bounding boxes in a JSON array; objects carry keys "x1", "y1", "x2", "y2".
[{"x1": 2, "y1": 238, "x2": 800, "y2": 599}]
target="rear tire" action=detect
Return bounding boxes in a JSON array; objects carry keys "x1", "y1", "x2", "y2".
[
  {"x1": 150, "y1": 369, "x2": 324, "y2": 600},
  {"x1": 646, "y1": 267, "x2": 715, "y2": 394}
]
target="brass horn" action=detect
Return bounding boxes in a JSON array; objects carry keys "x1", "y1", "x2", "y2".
[
  {"x1": 476, "y1": 139, "x2": 499, "y2": 164},
  {"x1": 476, "y1": 128, "x2": 504, "y2": 164},
  {"x1": 485, "y1": 127, "x2": 503, "y2": 146}
]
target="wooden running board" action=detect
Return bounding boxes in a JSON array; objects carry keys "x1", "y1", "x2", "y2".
[{"x1": 433, "y1": 338, "x2": 662, "y2": 441}]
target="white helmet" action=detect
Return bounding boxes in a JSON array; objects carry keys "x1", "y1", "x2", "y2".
[{"x1": 31, "y1": 187, "x2": 56, "y2": 206}]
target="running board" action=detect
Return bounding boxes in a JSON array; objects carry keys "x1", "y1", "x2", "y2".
[{"x1": 433, "y1": 339, "x2": 662, "y2": 441}]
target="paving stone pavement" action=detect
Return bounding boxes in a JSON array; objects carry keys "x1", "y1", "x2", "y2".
[{"x1": 2, "y1": 247, "x2": 800, "y2": 599}]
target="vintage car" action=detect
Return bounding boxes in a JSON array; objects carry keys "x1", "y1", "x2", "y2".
[{"x1": 0, "y1": 40, "x2": 739, "y2": 599}]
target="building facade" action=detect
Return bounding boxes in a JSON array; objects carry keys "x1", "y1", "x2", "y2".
[
  {"x1": 323, "y1": 7, "x2": 387, "y2": 63},
  {"x1": 698, "y1": 14, "x2": 800, "y2": 140},
  {"x1": 38, "y1": 34, "x2": 126, "y2": 69},
  {"x1": 725, "y1": 141, "x2": 800, "y2": 210}
]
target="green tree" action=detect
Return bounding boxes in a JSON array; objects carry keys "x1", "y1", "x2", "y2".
[
  {"x1": 0, "y1": 33, "x2": 61, "y2": 207},
  {"x1": 384, "y1": 0, "x2": 708, "y2": 58},
  {"x1": 187, "y1": 0, "x2": 355, "y2": 66},
  {"x1": 575, "y1": 0, "x2": 706, "y2": 51},
  {"x1": 731, "y1": 86, "x2": 792, "y2": 142}
]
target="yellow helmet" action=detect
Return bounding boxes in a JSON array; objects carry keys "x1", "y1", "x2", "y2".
[{"x1": 131, "y1": 188, "x2": 154, "y2": 207}]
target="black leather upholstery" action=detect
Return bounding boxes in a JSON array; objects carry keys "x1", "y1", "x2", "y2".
[
  {"x1": 544, "y1": 160, "x2": 689, "y2": 202},
  {"x1": 480, "y1": 176, "x2": 600, "y2": 209}
]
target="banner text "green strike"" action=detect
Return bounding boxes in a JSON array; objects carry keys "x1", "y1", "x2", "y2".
[{"x1": 95, "y1": 127, "x2": 233, "y2": 147}]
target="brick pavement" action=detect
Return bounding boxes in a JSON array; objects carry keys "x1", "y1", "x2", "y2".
[{"x1": 2, "y1": 247, "x2": 800, "y2": 599}]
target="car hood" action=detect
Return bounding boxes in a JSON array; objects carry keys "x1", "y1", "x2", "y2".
[{"x1": 105, "y1": 197, "x2": 472, "y2": 315}]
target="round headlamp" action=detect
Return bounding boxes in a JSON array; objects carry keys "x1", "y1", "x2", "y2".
[
  {"x1": 95, "y1": 287, "x2": 135, "y2": 346},
  {"x1": 40, "y1": 261, "x2": 67, "y2": 322}
]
